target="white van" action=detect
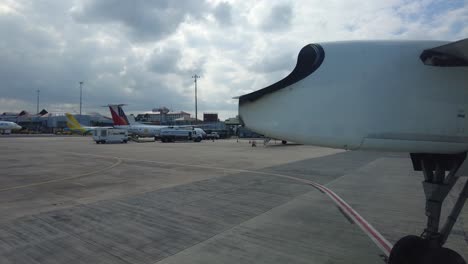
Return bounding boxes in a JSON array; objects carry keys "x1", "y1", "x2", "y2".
[{"x1": 93, "y1": 128, "x2": 128, "y2": 144}]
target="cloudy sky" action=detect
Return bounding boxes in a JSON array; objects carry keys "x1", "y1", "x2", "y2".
[{"x1": 0, "y1": 0, "x2": 467, "y2": 119}]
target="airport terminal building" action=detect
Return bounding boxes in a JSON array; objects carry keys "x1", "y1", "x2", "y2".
[{"x1": 135, "y1": 109, "x2": 191, "y2": 124}]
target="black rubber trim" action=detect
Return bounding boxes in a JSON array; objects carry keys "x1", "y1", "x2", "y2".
[
  {"x1": 239, "y1": 44, "x2": 325, "y2": 104},
  {"x1": 420, "y1": 50, "x2": 468, "y2": 67}
]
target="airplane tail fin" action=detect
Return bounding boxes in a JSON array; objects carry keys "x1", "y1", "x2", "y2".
[
  {"x1": 65, "y1": 113, "x2": 83, "y2": 130},
  {"x1": 108, "y1": 104, "x2": 130, "y2": 126},
  {"x1": 127, "y1": 114, "x2": 137, "y2": 125}
]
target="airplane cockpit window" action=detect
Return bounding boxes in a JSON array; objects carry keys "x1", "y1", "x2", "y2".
[{"x1": 239, "y1": 44, "x2": 325, "y2": 104}]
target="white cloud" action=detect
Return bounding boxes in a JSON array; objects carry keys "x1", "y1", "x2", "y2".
[{"x1": 0, "y1": 0, "x2": 466, "y2": 119}]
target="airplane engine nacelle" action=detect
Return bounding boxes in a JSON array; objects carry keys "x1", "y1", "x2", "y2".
[{"x1": 239, "y1": 40, "x2": 468, "y2": 154}]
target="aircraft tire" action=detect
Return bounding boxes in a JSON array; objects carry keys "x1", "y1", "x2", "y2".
[
  {"x1": 96, "y1": 141, "x2": 100, "y2": 144},
  {"x1": 428, "y1": 248, "x2": 466, "y2": 264},
  {"x1": 282, "y1": 140, "x2": 287, "y2": 145},
  {"x1": 388, "y1": 235, "x2": 465, "y2": 264},
  {"x1": 389, "y1": 235, "x2": 429, "y2": 264}
]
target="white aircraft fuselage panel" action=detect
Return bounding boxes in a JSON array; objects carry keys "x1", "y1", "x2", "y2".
[
  {"x1": 0, "y1": 121, "x2": 22, "y2": 131},
  {"x1": 239, "y1": 41, "x2": 468, "y2": 154},
  {"x1": 115, "y1": 125, "x2": 162, "y2": 137}
]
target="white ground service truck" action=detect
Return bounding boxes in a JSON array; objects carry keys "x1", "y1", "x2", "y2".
[
  {"x1": 160, "y1": 128, "x2": 203, "y2": 143},
  {"x1": 205, "y1": 132, "x2": 220, "y2": 140},
  {"x1": 93, "y1": 128, "x2": 128, "y2": 144}
]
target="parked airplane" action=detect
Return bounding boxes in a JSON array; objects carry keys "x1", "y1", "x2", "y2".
[
  {"x1": 0, "y1": 121, "x2": 21, "y2": 134},
  {"x1": 238, "y1": 39, "x2": 468, "y2": 264},
  {"x1": 107, "y1": 104, "x2": 206, "y2": 139},
  {"x1": 107, "y1": 104, "x2": 167, "y2": 138},
  {"x1": 65, "y1": 113, "x2": 111, "y2": 134}
]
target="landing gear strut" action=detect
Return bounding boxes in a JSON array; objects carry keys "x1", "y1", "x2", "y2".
[{"x1": 389, "y1": 153, "x2": 468, "y2": 264}]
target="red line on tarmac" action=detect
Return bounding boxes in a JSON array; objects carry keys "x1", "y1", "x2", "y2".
[
  {"x1": 309, "y1": 182, "x2": 393, "y2": 256},
  {"x1": 250, "y1": 172, "x2": 394, "y2": 256}
]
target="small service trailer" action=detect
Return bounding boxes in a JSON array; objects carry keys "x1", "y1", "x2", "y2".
[
  {"x1": 93, "y1": 128, "x2": 128, "y2": 144},
  {"x1": 160, "y1": 128, "x2": 203, "y2": 143}
]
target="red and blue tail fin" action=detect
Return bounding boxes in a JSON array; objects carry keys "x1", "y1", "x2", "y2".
[{"x1": 108, "y1": 104, "x2": 130, "y2": 126}]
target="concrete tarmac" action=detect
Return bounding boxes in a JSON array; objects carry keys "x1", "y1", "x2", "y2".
[{"x1": 0, "y1": 137, "x2": 466, "y2": 263}]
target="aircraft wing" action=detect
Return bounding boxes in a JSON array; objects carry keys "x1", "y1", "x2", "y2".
[{"x1": 420, "y1": 38, "x2": 468, "y2": 66}]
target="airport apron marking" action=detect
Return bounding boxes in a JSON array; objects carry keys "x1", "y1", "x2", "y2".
[
  {"x1": 254, "y1": 172, "x2": 393, "y2": 256},
  {"x1": 0, "y1": 157, "x2": 122, "y2": 192},
  {"x1": 24, "y1": 151, "x2": 394, "y2": 256},
  {"x1": 309, "y1": 182, "x2": 392, "y2": 256}
]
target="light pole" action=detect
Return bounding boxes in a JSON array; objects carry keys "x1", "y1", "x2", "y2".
[
  {"x1": 36, "y1": 89, "x2": 40, "y2": 114},
  {"x1": 79, "y1": 81, "x2": 83, "y2": 116},
  {"x1": 192, "y1": 74, "x2": 200, "y2": 122}
]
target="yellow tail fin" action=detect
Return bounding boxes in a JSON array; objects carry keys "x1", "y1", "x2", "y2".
[{"x1": 65, "y1": 113, "x2": 82, "y2": 129}]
